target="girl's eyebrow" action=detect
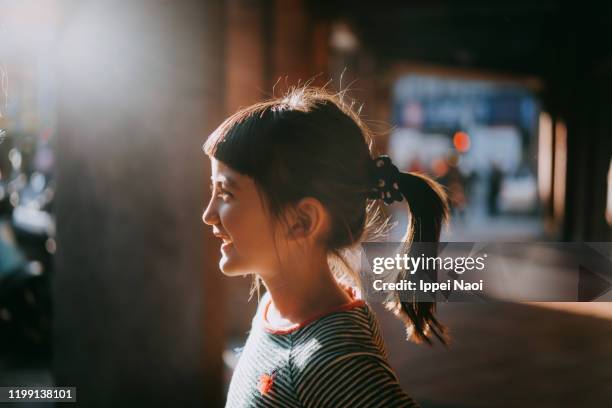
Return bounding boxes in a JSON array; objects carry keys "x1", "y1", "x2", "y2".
[{"x1": 210, "y1": 175, "x2": 239, "y2": 190}]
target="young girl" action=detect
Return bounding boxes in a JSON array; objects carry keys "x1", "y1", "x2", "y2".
[{"x1": 202, "y1": 87, "x2": 449, "y2": 408}]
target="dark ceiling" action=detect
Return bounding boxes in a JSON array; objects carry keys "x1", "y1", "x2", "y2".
[{"x1": 306, "y1": 1, "x2": 612, "y2": 78}]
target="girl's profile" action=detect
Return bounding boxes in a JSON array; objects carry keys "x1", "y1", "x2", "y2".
[{"x1": 202, "y1": 86, "x2": 449, "y2": 407}]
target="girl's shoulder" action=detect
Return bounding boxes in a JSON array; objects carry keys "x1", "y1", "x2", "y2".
[
  {"x1": 292, "y1": 301, "x2": 386, "y2": 355},
  {"x1": 290, "y1": 304, "x2": 416, "y2": 407}
]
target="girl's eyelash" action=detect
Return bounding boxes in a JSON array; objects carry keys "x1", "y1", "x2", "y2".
[
  {"x1": 210, "y1": 182, "x2": 228, "y2": 194},
  {"x1": 217, "y1": 187, "x2": 232, "y2": 199},
  {"x1": 209, "y1": 181, "x2": 233, "y2": 200}
]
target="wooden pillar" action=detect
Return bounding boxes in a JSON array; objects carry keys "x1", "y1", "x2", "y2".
[
  {"x1": 225, "y1": 0, "x2": 266, "y2": 112},
  {"x1": 54, "y1": 1, "x2": 225, "y2": 406},
  {"x1": 270, "y1": 0, "x2": 319, "y2": 91}
]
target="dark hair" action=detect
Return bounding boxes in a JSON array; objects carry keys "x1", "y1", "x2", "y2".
[{"x1": 203, "y1": 87, "x2": 449, "y2": 345}]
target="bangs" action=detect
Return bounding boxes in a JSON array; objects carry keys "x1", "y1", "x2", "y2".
[{"x1": 202, "y1": 102, "x2": 276, "y2": 176}]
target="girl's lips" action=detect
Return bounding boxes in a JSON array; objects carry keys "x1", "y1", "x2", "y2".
[
  {"x1": 221, "y1": 241, "x2": 233, "y2": 251},
  {"x1": 213, "y1": 231, "x2": 232, "y2": 243}
]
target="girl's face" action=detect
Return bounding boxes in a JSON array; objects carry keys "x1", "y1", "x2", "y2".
[{"x1": 202, "y1": 158, "x2": 286, "y2": 276}]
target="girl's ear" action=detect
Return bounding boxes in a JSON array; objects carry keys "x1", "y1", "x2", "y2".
[{"x1": 289, "y1": 198, "x2": 329, "y2": 242}]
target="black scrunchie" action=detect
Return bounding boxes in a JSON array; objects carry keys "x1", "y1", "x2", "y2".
[{"x1": 367, "y1": 155, "x2": 403, "y2": 205}]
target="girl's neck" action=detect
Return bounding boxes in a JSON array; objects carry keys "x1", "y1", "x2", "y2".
[{"x1": 260, "y1": 262, "x2": 352, "y2": 326}]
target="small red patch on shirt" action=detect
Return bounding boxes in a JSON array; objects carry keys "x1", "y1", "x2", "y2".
[{"x1": 258, "y1": 370, "x2": 276, "y2": 395}]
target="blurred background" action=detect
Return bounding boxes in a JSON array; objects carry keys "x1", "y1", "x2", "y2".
[{"x1": 0, "y1": 0, "x2": 611, "y2": 407}]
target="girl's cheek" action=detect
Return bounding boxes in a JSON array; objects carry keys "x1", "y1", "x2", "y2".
[
  {"x1": 218, "y1": 203, "x2": 240, "y2": 233},
  {"x1": 218, "y1": 209, "x2": 231, "y2": 229}
]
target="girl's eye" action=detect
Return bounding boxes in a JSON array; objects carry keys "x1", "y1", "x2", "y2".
[
  {"x1": 216, "y1": 188, "x2": 233, "y2": 200},
  {"x1": 209, "y1": 181, "x2": 233, "y2": 201}
]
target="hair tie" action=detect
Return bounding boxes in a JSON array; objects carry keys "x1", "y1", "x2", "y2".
[{"x1": 367, "y1": 155, "x2": 403, "y2": 204}]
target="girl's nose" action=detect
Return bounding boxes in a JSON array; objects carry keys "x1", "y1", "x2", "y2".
[{"x1": 202, "y1": 199, "x2": 219, "y2": 226}]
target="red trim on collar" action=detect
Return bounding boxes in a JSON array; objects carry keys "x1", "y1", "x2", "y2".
[{"x1": 262, "y1": 285, "x2": 366, "y2": 335}]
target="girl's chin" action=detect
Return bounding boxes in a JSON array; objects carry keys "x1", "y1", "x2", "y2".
[
  {"x1": 219, "y1": 253, "x2": 246, "y2": 276},
  {"x1": 218, "y1": 245, "x2": 260, "y2": 276},
  {"x1": 219, "y1": 257, "x2": 258, "y2": 277}
]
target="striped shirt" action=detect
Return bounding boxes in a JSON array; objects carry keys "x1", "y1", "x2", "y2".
[{"x1": 225, "y1": 286, "x2": 420, "y2": 408}]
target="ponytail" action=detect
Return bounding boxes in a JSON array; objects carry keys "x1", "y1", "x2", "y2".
[
  {"x1": 367, "y1": 155, "x2": 449, "y2": 344},
  {"x1": 400, "y1": 172, "x2": 448, "y2": 243},
  {"x1": 388, "y1": 171, "x2": 450, "y2": 345}
]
